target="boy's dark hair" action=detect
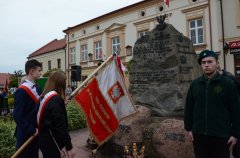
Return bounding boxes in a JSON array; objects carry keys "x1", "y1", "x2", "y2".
[{"x1": 25, "y1": 59, "x2": 42, "y2": 74}]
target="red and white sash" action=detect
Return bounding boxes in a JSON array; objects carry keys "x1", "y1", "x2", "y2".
[
  {"x1": 19, "y1": 81, "x2": 40, "y2": 104},
  {"x1": 37, "y1": 91, "x2": 58, "y2": 129}
]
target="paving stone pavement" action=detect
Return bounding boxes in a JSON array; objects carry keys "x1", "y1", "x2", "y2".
[{"x1": 39, "y1": 128, "x2": 104, "y2": 158}]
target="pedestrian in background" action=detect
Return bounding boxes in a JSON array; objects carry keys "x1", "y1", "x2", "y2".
[
  {"x1": 217, "y1": 66, "x2": 240, "y2": 158},
  {"x1": 65, "y1": 85, "x2": 72, "y2": 100}
]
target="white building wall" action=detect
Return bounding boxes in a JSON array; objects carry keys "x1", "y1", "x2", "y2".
[
  {"x1": 30, "y1": 49, "x2": 65, "y2": 75},
  {"x1": 102, "y1": 33, "x2": 107, "y2": 59},
  {"x1": 76, "y1": 40, "x2": 80, "y2": 64},
  {"x1": 211, "y1": 0, "x2": 240, "y2": 74},
  {"x1": 223, "y1": 0, "x2": 240, "y2": 74},
  {"x1": 223, "y1": 0, "x2": 240, "y2": 38}
]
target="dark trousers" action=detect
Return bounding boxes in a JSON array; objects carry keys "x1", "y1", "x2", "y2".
[
  {"x1": 193, "y1": 134, "x2": 230, "y2": 158},
  {"x1": 16, "y1": 137, "x2": 39, "y2": 158},
  {"x1": 39, "y1": 135, "x2": 61, "y2": 158}
]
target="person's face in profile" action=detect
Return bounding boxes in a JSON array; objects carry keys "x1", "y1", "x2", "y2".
[{"x1": 30, "y1": 66, "x2": 41, "y2": 80}]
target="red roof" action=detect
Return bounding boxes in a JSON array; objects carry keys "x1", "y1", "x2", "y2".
[
  {"x1": 28, "y1": 38, "x2": 66, "y2": 58},
  {"x1": 0, "y1": 73, "x2": 10, "y2": 88}
]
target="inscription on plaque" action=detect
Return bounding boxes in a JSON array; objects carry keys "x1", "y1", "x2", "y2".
[{"x1": 130, "y1": 70, "x2": 177, "y2": 84}]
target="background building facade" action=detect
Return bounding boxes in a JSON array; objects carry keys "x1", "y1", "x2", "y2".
[
  {"x1": 63, "y1": 0, "x2": 220, "y2": 84},
  {"x1": 28, "y1": 38, "x2": 66, "y2": 75},
  {"x1": 25, "y1": 0, "x2": 238, "y2": 84}
]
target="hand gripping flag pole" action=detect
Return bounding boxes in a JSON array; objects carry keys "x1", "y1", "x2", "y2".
[{"x1": 11, "y1": 135, "x2": 36, "y2": 158}]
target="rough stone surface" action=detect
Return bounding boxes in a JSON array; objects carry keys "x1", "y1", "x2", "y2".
[
  {"x1": 152, "y1": 119, "x2": 194, "y2": 158},
  {"x1": 129, "y1": 23, "x2": 202, "y2": 117},
  {"x1": 114, "y1": 105, "x2": 151, "y2": 146},
  {"x1": 112, "y1": 106, "x2": 194, "y2": 158}
]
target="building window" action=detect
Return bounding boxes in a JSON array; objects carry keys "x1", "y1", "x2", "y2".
[
  {"x1": 189, "y1": 0, "x2": 199, "y2": 3},
  {"x1": 81, "y1": 45, "x2": 88, "y2": 62},
  {"x1": 96, "y1": 25, "x2": 100, "y2": 30},
  {"x1": 70, "y1": 47, "x2": 76, "y2": 64},
  {"x1": 112, "y1": 37, "x2": 120, "y2": 55},
  {"x1": 48, "y1": 61, "x2": 51, "y2": 70},
  {"x1": 88, "y1": 53, "x2": 93, "y2": 62},
  {"x1": 139, "y1": 10, "x2": 146, "y2": 17},
  {"x1": 138, "y1": 30, "x2": 148, "y2": 38},
  {"x1": 95, "y1": 41, "x2": 102, "y2": 60},
  {"x1": 158, "y1": 5, "x2": 164, "y2": 12},
  {"x1": 57, "y1": 59, "x2": 61, "y2": 69},
  {"x1": 126, "y1": 45, "x2": 132, "y2": 56},
  {"x1": 189, "y1": 19, "x2": 204, "y2": 45}
]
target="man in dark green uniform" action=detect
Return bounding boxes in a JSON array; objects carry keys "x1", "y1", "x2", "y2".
[{"x1": 184, "y1": 50, "x2": 240, "y2": 158}]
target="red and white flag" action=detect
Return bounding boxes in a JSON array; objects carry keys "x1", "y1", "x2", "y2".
[
  {"x1": 115, "y1": 53, "x2": 127, "y2": 77},
  {"x1": 74, "y1": 56, "x2": 136, "y2": 145},
  {"x1": 5, "y1": 78, "x2": 8, "y2": 95},
  {"x1": 99, "y1": 50, "x2": 102, "y2": 59},
  {"x1": 165, "y1": 0, "x2": 170, "y2": 7}
]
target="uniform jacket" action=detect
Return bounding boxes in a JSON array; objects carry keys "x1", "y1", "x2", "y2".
[
  {"x1": 13, "y1": 81, "x2": 41, "y2": 141},
  {"x1": 38, "y1": 95, "x2": 72, "y2": 150},
  {"x1": 184, "y1": 73, "x2": 240, "y2": 139}
]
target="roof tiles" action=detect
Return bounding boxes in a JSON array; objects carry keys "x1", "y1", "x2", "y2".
[{"x1": 28, "y1": 38, "x2": 66, "y2": 58}]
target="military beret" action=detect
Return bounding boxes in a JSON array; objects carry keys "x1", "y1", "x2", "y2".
[{"x1": 198, "y1": 50, "x2": 218, "y2": 65}]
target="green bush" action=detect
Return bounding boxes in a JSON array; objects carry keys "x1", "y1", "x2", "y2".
[
  {"x1": 66, "y1": 101, "x2": 86, "y2": 131},
  {"x1": 0, "y1": 118, "x2": 16, "y2": 158}
]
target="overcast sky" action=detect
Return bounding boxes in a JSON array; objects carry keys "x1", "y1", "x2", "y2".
[{"x1": 0, "y1": 0, "x2": 142, "y2": 74}]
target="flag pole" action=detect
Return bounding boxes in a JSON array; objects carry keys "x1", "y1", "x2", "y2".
[
  {"x1": 70, "y1": 55, "x2": 114, "y2": 98},
  {"x1": 11, "y1": 135, "x2": 36, "y2": 158}
]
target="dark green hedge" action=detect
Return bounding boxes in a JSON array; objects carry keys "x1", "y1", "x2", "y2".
[
  {"x1": 0, "y1": 117, "x2": 16, "y2": 158},
  {"x1": 66, "y1": 101, "x2": 86, "y2": 130}
]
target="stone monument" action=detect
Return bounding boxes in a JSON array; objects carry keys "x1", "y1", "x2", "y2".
[
  {"x1": 128, "y1": 15, "x2": 202, "y2": 117},
  {"x1": 109, "y1": 15, "x2": 201, "y2": 158}
]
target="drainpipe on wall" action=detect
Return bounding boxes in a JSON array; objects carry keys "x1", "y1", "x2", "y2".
[
  {"x1": 208, "y1": 0, "x2": 213, "y2": 50},
  {"x1": 66, "y1": 33, "x2": 70, "y2": 85},
  {"x1": 220, "y1": 0, "x2": 226, "y2": 69},
  {"x1": 65, "y1": 38, "x2": 67, "y2": 83}
]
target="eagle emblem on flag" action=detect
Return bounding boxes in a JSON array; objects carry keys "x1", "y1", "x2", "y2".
[{"x1": 108, "y1": 81, "x2": 124, "y2": 103}]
